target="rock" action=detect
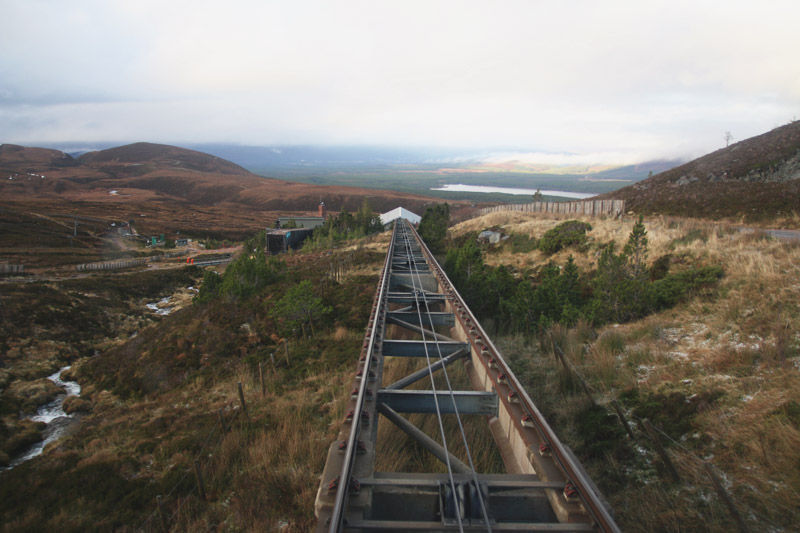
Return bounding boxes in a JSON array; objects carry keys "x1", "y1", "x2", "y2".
[{"x1": 675, "y1": 175, "x2": 699, "y2": 186}]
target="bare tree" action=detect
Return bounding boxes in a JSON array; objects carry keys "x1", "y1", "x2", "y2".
[{"x1": 724, "y1": 131, "x2": 733, "y2": 147}]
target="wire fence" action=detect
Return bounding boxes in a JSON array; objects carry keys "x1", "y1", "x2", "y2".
[
  {"x1": 544, "y1": 332, "x2": 785, "y2": 533},
  {"x1": 135, "y1": 392, "x2": 245, "y2": 532}
]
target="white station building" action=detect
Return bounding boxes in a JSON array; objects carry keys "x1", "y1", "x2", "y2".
[{"x1": 379, "y1": 207, "x2": 422, "y2": 228}]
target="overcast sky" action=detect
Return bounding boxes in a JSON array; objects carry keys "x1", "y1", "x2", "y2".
[{"x1": 2, "y1": 0, "x2": 799, "y2": 163}]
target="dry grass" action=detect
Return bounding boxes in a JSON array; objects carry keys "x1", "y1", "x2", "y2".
[{"x1": 455, "y1": 210, "x2": 800, "y2": 530}]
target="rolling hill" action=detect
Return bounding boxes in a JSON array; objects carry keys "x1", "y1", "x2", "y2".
[
  {"x1": 0, "y1": 142, "x2": 448, "y2": 239},
  {"x1": 601, "y1": 121, "x2": 800, "y2": 223}
]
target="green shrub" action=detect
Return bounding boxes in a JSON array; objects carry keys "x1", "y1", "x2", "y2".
[
  {"x1": 270, "y1": 280, "x2": 332, "y2": 337},
  {"x1": 648, "y1": 265, "x2": 724, "y2": 310},
  {"x1": 650, "y1": 254, "x2": 671, "y2": 281},
  {"x1": 418, "y1": 204, "x2": 450, "y2": 254},
  {"x1": 196, "y1": 250, "x2": 285, "y2": 302},
  {"x1": 507, "y1": 233, "x2": 538, "y2": 253},
  {"x1": 538, "y1": 220, "x2": 592, "y2": 254}
]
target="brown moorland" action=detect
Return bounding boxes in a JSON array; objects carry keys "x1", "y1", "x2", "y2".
[
  {"x1": 599, "y1": 120, "x2": 800, "y2": 226},
  {"x1": 1, "y1": 141, "x2": 454, "y2": 241}
]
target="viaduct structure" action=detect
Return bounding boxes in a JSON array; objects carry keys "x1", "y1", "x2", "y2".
[{"x1": 315, "y1": 219, "x2": 618, "y2": 532}]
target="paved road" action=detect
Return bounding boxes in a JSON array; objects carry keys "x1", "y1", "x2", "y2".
[{"x1": 736, "y1": 227, "x2": 800, "y2": 242}]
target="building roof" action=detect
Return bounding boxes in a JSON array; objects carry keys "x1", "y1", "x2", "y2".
[
  {"x1": 275, "y1": 216, "x2": 325, "y2": 229},
  {"x1": 380, "y1": 207, "x2": 421, "y2": 226}
]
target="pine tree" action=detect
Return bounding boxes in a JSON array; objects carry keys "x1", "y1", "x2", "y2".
[
  {"x1": 623, "y1": 215, "x2": 650, "y2": 318},
  {"x1": 270, "y1": 280, "x2": 331, "y2": 337},
  {"x1": 624, "y1": 215, "x2": 648, "y2": 280}
]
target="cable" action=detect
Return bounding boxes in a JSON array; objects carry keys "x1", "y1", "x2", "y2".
[
  {"x1": 394, "y1": 225, "x2": 464, "y2": 532},
  {"x1": 402, "y1": 221, "x2": 492, "y2": 530}
]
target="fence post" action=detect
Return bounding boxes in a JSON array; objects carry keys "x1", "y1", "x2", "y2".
[
  {"x1": 643, "y1": 419, "x2": 681, "y2": 483},
  {"x1": 259, "y1": 362, "x2": 266, "y2": 397},
  {"x1": 156, "y1": 495, "x2": 169, "y2": 532},
  {"x1": 611, "y1": 399, "x2": 635, "y2": 439},
  {"x1": 237, "y1": 382, "x2": 249, "y2": 421},
  {"x1": 218, "y1": 408, "x2": 227, "y2": 434},
  {"x1": 704, "y1": 462, "x2": 751, "y2": 533},
  {"x1": 194, "y1": 460, "x2": 207, "y2": 501},
  {"x1": 550, "y1": 338, "x2": 596, "y2": 405}
]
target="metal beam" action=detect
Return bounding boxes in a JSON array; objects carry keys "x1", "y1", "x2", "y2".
[
  {"x1": 387, "y1": 293, "x2": 447, "y2": 304},
  {"x1": 390, "y1": 273, "x2": 439, "y2": 293},
  {"x1": 343, "y1": 520, "x2": 596, "y2": 531},
  {"x1": 385, "y1": 349, "x2": 468, "y2": 390},
  {"x1": 387, "y1": 311, "x2": 455, "y2": 327},
  {"x1": 382, "y1": 340, "x2": 469, "y2": 358},
  {"x1": 363, "y1": 472, "x2": 565, "y2": 490},
  {"x1": 386, "y1": 315, "x2": 455, "y2": 342},
  {"x1": 378, "y1": 390, "x2": 498, "y2": 416},
  {"x1": 376, "y1": 403, "x2": 471, "y2": 474}
]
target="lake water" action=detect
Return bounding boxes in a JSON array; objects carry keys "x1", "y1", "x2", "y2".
[{"x1": 431, "y1": 184, "x2": 595, "y2": 200}]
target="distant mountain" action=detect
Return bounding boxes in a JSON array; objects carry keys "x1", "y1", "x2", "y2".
[
  {"x1": 78, "y1": 142, "x2": 252, "y2": 177},
  {"x1": 0, "y1": 141, "x2": 443, "y2": 215},
  {"x1": 601, "y1": 121, "x2": 800, "y2": 222},
  {"x1": 0, "y1": 144, "x2": 80, "y2": 171}
]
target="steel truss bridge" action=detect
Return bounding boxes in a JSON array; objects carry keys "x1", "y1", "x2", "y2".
[{"x1": 315, "y1": 219, "x2": 619, "y2": 532}]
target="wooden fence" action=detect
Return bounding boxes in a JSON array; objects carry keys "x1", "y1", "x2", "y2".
[
  {"x1": 479, "y1": 199, "x2": 625, "y2": 218},
  {"x1": 0, "y1": 264, "x2": 25, "y2": 274},
  {"x1": 75, "y1": 252, "x2": 183, "y2": 272}
]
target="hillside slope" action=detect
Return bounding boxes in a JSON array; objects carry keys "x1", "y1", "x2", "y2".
[
  {"x1": 0, "y1": 142, "x2": 445, "y2": 238},
  {"x1": 78, "y1": 142, "x2": 253, "y2": 177},
  {"x1": 0, "y1": 144, "x2": 81, "y2": 171},
  {"x1": 601, "y1": 121, "x2": 800, "y2": 224}
]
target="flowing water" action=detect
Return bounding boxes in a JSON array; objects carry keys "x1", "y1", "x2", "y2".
[{"x1": 4, "y1": 366, "x2": 81, "y2": 470}]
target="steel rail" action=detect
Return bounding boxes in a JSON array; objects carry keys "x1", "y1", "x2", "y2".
[
  {"x1": 398, "y1": 221, "x2": 492, "y2": 531},
  {"x1": 327, "y1": 221, "x2": 397, "y2": 532},
  {"x1": 405, "y1": 222, "x2": 620, "y2": 533}
]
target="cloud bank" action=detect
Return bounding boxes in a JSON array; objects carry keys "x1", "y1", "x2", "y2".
[{"x1": 1, "y1": 0, "x2": 799, "y2": 162}]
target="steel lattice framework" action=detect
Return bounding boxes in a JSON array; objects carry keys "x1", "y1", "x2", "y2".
[{"x1": 315, "y1": 219, "x2": 619, "y2": 532}]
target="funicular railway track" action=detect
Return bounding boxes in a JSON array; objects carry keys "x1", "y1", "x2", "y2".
[{"x1": 315, "y1": 219, "x2": 619, "y2": 532}]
